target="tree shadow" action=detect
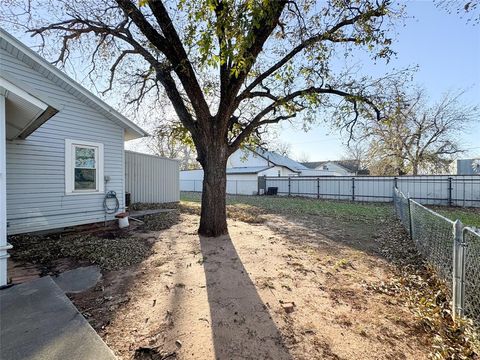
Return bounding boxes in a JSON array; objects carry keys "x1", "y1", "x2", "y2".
[{"x1": 199, "y1": 234, "x2": 292, "y2": 360}]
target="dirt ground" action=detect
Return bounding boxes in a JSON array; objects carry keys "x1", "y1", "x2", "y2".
[{"x1": 70, "y1": 209, "x2": 432, "y2": 360}]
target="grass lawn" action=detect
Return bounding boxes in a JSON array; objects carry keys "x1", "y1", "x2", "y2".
[
  {"x1": 182, "y1": 192, "x2": 480, "y2": 228},
  {"x1": 180, "y1": 192, "x2": 393, "y2": 223},
  {"x1": 430, "y1": 206, "x2": 480, "y2": 228}
]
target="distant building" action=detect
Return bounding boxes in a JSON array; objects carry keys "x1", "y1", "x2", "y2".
[
  {"x1": 301, "y1": 160, "x2": 369, "y2": 176},
  {"x1": 180, "y1": 147, "x2": 340, "y2": 195},
  {"x1": 453, "y1": 159, "x2": 480, "y2": 175}
]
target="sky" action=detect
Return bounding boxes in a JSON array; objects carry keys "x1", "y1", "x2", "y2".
[
  {"x1": 280, "y1": 1, "x2": 480, "y2": 161},
  {"x1": 2, "y1": 1, "x2": 479, "y2": 161}
]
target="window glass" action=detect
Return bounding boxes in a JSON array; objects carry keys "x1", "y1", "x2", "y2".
[
  {"x1": 75, "y1": 169, "x2": 96, "y2": 190},
  {"x1": 74, "y1": 146, "x2": 97, "y2": 190},
  {"x1": 75, "y1": 147, "x2": 96, "y2": 168}
]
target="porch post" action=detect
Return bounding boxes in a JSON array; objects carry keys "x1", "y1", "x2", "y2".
[{"x1": 0, "y1": 92, "x2": 11, "y2": 286}]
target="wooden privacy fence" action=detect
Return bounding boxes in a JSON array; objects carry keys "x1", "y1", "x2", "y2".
[
  {"x1": 262, "y1": 175, "x2": 480, "y2": 207},
  {"x1": 125, "y1": 151, "x2": 180, "y2": 204}
]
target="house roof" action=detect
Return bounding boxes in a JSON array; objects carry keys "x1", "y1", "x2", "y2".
[
  {"x1": 1, "y1": 74, "x2": 59, "y2": 139},
  {"x1": 252, "y1": 147, "x2": 308, "y2": 173},
  {"x1": 302, "y1": 160, "x2": 362, "y2": 173},
  {"x1": 0, "y1": 28, "x2": 148, "y2": 141},
  {"x1": 226, "y1": 166, "x2": 273, "y2": 175}
]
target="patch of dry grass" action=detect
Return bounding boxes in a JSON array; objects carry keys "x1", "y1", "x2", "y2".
[{"x1": 179, "y1": 200, "x2": 267, "y2": 224}]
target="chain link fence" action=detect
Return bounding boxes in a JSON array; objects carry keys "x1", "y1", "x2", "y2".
[
  {"x1": 463, "y1": 228, "x2": 480, "y2": 325},
  {"x1": 393, "y1": 188, "x2": 411, "y2": 234},
  {"x1": 393, "y1": 188, "x2": 480, "y2": 327},
  {"x1": 410, "y1": 200, "x2": 455, "y2": 285}
]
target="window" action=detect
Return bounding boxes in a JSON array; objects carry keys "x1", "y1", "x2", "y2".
[{"x1": 65, "y1": 139, "x2": 104, "y2": 194}]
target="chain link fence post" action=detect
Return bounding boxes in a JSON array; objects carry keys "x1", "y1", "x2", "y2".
[
  {"x1": 407, "y1": 194, "x2": 413, "y2": 237},
  {"x1": 453, "y1": 220, "x2": 465, "y2": 320},
  {"x1": 288, "y1": 177, "x2": 291, "y2": 196},
  {"x1": 317, "y1": 177, "x2": 320, "y2": 199}
]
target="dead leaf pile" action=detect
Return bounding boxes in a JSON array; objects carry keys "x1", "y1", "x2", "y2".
[
  {"x1": 142, "y1": 211, "x2": 181, "y2": 231},
  {"x1": 9, "y1": 233, "x2": 152, "y2": 270}
]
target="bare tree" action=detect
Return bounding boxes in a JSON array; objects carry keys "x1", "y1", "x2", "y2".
[
  {"x1": 355, "y1": 88, "x2": 477, "y2": 175},
  {"x1": 344, "y1": 142, "x2": 368, "y2": 173},
  {"x1": 296, "y1": 152, "x2": 311, "y2": 163},
  {"x1": 269, "y1": 142, "x2": 292, "y2": 158},
  {"x1": 3, "y1": 0, "x2": 407, "y2": 236},
  {"x1": 147, "y1": 125, "x2": 199, "y2": 170}
]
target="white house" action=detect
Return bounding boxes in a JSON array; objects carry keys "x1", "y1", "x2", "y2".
[
  {"x1": 301, "y1": 160, "x2": 367, "y2": 176},
  {"x1": 180, "y1": 147, "x2": 339, "y2": 195},
  {"x1": 0, "y1": 29, "x2": 153, "y2": 285},
  {"x1": 452, "y1": 159, "x2": 480, "y2": 175}
]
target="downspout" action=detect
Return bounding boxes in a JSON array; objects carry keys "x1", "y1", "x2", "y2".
[{"x1": 0, "y1": 91, "x2": 12, "y2": 287}]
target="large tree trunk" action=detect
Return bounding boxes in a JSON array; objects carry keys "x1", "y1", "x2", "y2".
[{"x1": 198, "y1": 145, "x2": 229, "y2": 237}]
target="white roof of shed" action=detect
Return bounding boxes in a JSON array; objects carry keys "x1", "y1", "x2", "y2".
[{"x1": 0, "y1": 28, "x2": 148, "y2": 141}]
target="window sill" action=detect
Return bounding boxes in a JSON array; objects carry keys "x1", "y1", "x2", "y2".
[{"x1": 65, "y1": 190, "x2": 105, "y2": 196}]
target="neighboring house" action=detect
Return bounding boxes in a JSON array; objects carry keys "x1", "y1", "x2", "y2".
[
  {"x1": 180, "y1": 147, "x2": 338, "y2": 195},
  {"x1": 302, "y1": 160, "x2": 369, "y2": 176},
  {"x1": 227, "y1": 147, "x2": 310, "y2": 176},
  {"x1": 0, "y1": 29, "x2": 152, "y2": 285},
  {"x1": 452, "y1": 159, "x2": 480, "y2": 175}
]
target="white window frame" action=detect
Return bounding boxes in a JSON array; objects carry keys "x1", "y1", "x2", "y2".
[{"x1": 65, "y1": 139, "x2": 104, "y2": 195}]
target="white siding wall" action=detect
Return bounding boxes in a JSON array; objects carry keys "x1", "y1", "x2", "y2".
[
  {"x1": 180, "y1": 170, "x2": 259, "y2": 195},
  {"x1": 2, "y1": 45, "x2": 126, "y2": 234},
  {"x1": 314, "y1": 162, "x2": 354, "y2": 176},
  {"x1": 227, "y1": 149, "x2": 269, "y2": 168},
  {"x1": 125, "y1": 151, "x2": 179, "y2": 203}
]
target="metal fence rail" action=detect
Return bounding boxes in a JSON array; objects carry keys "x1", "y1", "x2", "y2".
[
  {"x1": 265, "y1": 175, "x2": 480, "y2": 207},
  {"x1": 393, "y1": 188, "x2": 480, "y2": 326}
]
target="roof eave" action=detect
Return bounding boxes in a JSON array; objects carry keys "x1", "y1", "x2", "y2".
[{"x1": 0, "y1": 28, "x2": 149, "y2": 140}]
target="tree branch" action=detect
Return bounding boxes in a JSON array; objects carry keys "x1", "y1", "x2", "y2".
[
  {"x1": 229, "y1": 85, "x2": 381, "y2": 152},
  {"x1": 144, "y1": 0, "x2": 212, "y2": 120},
  {"x1": 238, "y1": 6, "x2": 387, "y2": 101}
]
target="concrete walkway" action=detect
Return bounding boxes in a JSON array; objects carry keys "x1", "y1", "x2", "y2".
[
  {"x1": 0, "y1": 276, "x2": 116, "y2": 360},
  {"x1": 53, "y1": 265, "x2": 101, "y2": 294}
]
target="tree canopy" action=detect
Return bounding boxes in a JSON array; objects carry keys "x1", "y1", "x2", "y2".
[{"x1": 2, "y1": 0, "x2": 407, "y2": 235}]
